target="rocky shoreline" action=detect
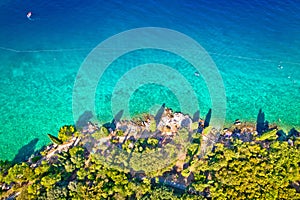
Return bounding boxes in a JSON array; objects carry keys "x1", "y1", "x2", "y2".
[{"x1": 1, "y1": 107, "x2": 299, "y2": 199}]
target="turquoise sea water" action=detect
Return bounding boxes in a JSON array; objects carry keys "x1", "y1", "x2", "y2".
[{"x1": 0, "y1": 0, "x2": 299, "y2": 160}]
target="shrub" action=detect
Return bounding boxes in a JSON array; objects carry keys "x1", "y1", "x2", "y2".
[
  {"x1": 92, "y1": 126, "x2": 110, "y2": 140},
  {"x1": 116, "y1": 130, "x2": 124, "y2": 136},
  {"x1": 31, "y1": 156, "x2": 42, "y2": 163},
  {"x1": 149, "y1": 119, "x2": 157, "y2": 132},
  {"x1": 256, "y1": 129, "x2": 277, "y2": 141},
  {"x1": 181, "y1": 168, "x2": 191, "y2": 177},
  {"x1": 147, "y1": 138, "x2": 159, "y2": 147}
]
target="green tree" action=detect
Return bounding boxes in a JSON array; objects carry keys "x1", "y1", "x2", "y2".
[
  {"x1": 142, "y1": 186, "x2": 179, "y2": 200},
  {"x1": 5, "y1": 162, "x2": 34, "y2": 185},
  {"x1": 40, "y1": 173, "x2": 61, "y2": 189},
  {"x1": 46, "y1": 186, "x2": 68, "y2": 200},
  {"x1": 58, "y1": 125, "x2": 77, "y2": 142},
  {"x1": 192, "y1": 139, "x2": 300, "y2": 199},
  {"x1": 69, "y1": 146, "x2": 85, "y2": 169},
  {"x1": 47, "y1": 134, "x2": 62, "y2": 145}
]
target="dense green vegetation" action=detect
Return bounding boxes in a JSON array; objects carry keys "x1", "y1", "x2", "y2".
[
  {"x1": 0, "y1": 119, "x2": 299, "y2": 199},
  {"x1": 191, "y1": 139, "x2": 300, "y2": 199}
]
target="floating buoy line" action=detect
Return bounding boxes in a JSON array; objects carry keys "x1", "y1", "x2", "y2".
[{"x1": 0, "y1": 45, "x2": 300, "y2": 66}]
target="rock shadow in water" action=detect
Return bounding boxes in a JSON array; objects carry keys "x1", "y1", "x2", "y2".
[
  {"x1": 154, "y1": 103, "x2": 165, "y2": 126},
  {"x1": 12, "y1": 138, "x2": 39, "y2": 163},
  {"x1": 76, "y1": 110, "x2": 93, "y2": 128},
  {"x1": 204, "y1": 109, "x2": 212, "y2": 128},
  {"x1": 192, "y1": 110, "x2": 200, "y2": 122},
  {"x1": 256, "y1": 108, "x2": 269, "y2": 135}
]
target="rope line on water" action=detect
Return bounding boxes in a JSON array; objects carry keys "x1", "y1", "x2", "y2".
[
  {"x1": 207, "y1": 52, "x2": 300, "y2": 66},
  {"x1": 0, "y1": 46, "x2": 89, "y2": 53},
  {"x1": 1, "y1": 46, "x2": 300, "y2": 66}
]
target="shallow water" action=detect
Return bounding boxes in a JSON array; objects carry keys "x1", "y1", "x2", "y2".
[{"x1": 0, "y1": 0, "x2": 299, "y2": 160}]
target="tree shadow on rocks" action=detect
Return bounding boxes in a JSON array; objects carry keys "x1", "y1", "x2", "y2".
[
  {"x1": 276, "y1": 130, "x2": 287, "y2": 141},
  {"x1": 103, "y1": 110, "x2": 124, "y2": 132},
  {"x1": 288, "y1": 128, "x2": 300, "y2": 139}
]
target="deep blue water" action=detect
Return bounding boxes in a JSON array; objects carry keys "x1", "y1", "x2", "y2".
[
  {"x1": 0, "y1": 0, "x2": 299, "y2": 160},
  {"x1": 1, "y1": 0, "x2": 299, "y2": 56}
]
